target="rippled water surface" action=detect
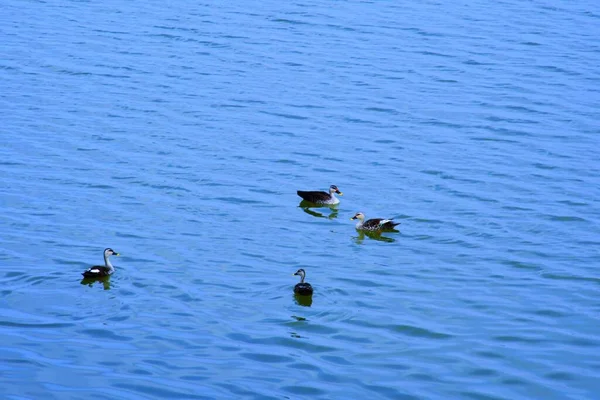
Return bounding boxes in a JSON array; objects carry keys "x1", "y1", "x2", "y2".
[{"x1": 2, "y1": 0, "x2": 600, "y2": 399}]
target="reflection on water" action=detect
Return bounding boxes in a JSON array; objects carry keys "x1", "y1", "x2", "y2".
[
  {"x1": 294, "y1": 293, "x2": 313, "y2": 307},
  {"x1": 4, "y1": 0, "x2": 598, "y2": 396},
  {"x1": 353, "y1": 230, "x2": 397, "y2": 244},
  {"x1": 290, "y1": 315, "x2": 308, "y2": 338},
  {"x1": 80, "y1": 276, "x2": 111, "y2": 290},
  {"x1": 298, "y1": 201, "x2": 339, "y2": 219}
]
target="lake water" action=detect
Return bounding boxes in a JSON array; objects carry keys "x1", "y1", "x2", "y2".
[{"x1": 2, "y1": 0, "x2": 600, "y2": 399}]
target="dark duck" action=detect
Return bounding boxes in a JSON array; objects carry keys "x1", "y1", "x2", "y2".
[
  {"x1": 293, "y1": 269, "x2": 313, "y2": 296},
  {"x1": 351, "y1": 212, "x2": 400, "y2": 231},
  {"x1": 297, "y1": 185, "x2": 342, "y2": 205},
  {"x1": 82, "y1": 248, "x2": 120, "y2": 278}
]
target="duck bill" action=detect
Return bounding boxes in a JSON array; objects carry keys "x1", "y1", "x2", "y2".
[{"x1": 336, "y1": 191, "x2": 343, "y2": 196}]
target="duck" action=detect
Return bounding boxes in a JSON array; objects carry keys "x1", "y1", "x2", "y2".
[
  {"x1": 351, "y1": 212, "x2": 400, "y2": 231},
  {"x1": 297, "y1": 185, "x2": 343, "y2": 205},
  {"x1": 82, "y1": 248, "x2": 120, "y2": 278},
  {"x1": 293, "y1": 269, "x2": 313, "y2": 296}
]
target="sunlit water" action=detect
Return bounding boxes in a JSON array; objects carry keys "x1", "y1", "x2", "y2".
[{"x1": 2, "y1": 0, "x2": 600, "y2": 399}]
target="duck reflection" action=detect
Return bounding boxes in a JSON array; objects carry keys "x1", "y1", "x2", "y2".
[
  {"x1": 80, "y1": 275, "x2": 111, "y2": 290},
  {"x1": 298, "y1": 200, "x2": 339, "y2": 219},
  {"x1": 353, "y1": 230, "x2": 397, "y2": 244},
  {"x1": 294, "y1": 293, "x2": 313, "y2": 307}
]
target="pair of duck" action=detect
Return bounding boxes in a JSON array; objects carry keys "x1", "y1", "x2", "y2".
[
  {"x1": 83, "y1": 249, "x2": 314, "y2": 298},
  {"x1": 297, "y1": 184, "x2": 400, "y2": 231},
  {"x1": 83, "y1": 249, "x2": 315, "y2": 297},
  {"x1": 293, "y1": 184, "x2": 401, "y2": 296}
]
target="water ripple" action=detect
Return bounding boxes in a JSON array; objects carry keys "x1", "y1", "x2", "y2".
[{"x1": 2, "y1": 0, "x2": 600, "y2": 399}]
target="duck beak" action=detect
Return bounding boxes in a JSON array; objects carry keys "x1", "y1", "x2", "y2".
[
  {"x1": 350, "y1": 216, "x2": 356, "y2": 220},
  {"x1": 114, "y1": 252, "x2": 120, "y2": 256},
  {"x1": 337, "y1": 191, "x2": 343, "y2": 195}
]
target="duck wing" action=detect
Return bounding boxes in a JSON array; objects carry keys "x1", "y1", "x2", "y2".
[
  {"x1": 380, "y1": 219, "x2": 400, "y2": 230},
  {"x1": 363, "y1": 218, "x2": 400, "y2": 230},
  {"x1": 362, "y1": 218, "x2": 386, "y2": 230},
  {"x1": 82, "y1": 265, "x2": 111, "y2": 278},
  {"x1": 297, "y1": 190, "x2": 331, "y2": 203}
]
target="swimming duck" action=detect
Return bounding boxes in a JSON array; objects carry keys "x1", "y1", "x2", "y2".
[
  {"x1": 351, "y1": 212, "x2": 400, "y2": 231},
  {"x1": 82, "y1": 248, "x2": 120, "y2": 278},
  {"x1": 293, "y1": 269, "x2": 313, "y2": 296},
  {"x1": 297, "y1": 185, "x2": 343, "y2": 205}
]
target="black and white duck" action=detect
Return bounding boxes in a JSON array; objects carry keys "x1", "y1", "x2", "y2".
[
  {"x1": 82, "y1": 248, "x2": 120, "y2": 278},
  {"x1": 293, "y1": 269, "x2": 313, "y2": 296},
  {"x1": 351, "y1": 212, "x2": 400, "y2": 231},
  {"x1": 297, "y1": 185, "x2": 342, "y2": 205}
]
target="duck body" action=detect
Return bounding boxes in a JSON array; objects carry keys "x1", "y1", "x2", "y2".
[
  {"x1": 297, "y1": 185, "x2": 342, "y2": 205},
  {"x1": 82, "y1": 266, "x2": 113, "y2": 278},
  {"x1": 82, "y1": 248, "x2": 119, "y2": 278},
  {"x1": 294, "y1": 282, "x2": 313, "y2": 296},
  {"x1": 293, "y1": 268, "x2": 313, "y2": 296},
  {"x1": 351, "y1": 212, "x2": 400, "y2": 231}
]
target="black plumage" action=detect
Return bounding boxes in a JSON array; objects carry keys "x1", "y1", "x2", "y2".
[{"x1": 82, "y1": 266, "x2": 112, "y2": 278}]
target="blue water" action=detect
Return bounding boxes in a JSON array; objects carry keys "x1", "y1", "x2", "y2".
[{"x1": 2, "y1": 0, "x2": 600, "y2": 399}]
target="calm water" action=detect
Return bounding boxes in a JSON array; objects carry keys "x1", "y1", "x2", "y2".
[{"x1": 2, "y1": 0, "x2": 600, "y2": 399}]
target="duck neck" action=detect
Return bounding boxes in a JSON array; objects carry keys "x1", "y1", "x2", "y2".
[
  {"x1": 329, "y1": 191, "x2": 338, "y2": 200},
  {"x1": 299, "y1": 273, "x2": 305, "y2": 283},
  {"x1": 355, "y1": 218, "x2": 364, "y2": 229},
  {"x1": 104, "y1": 255, "x2": 115, "y2": 272}
]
